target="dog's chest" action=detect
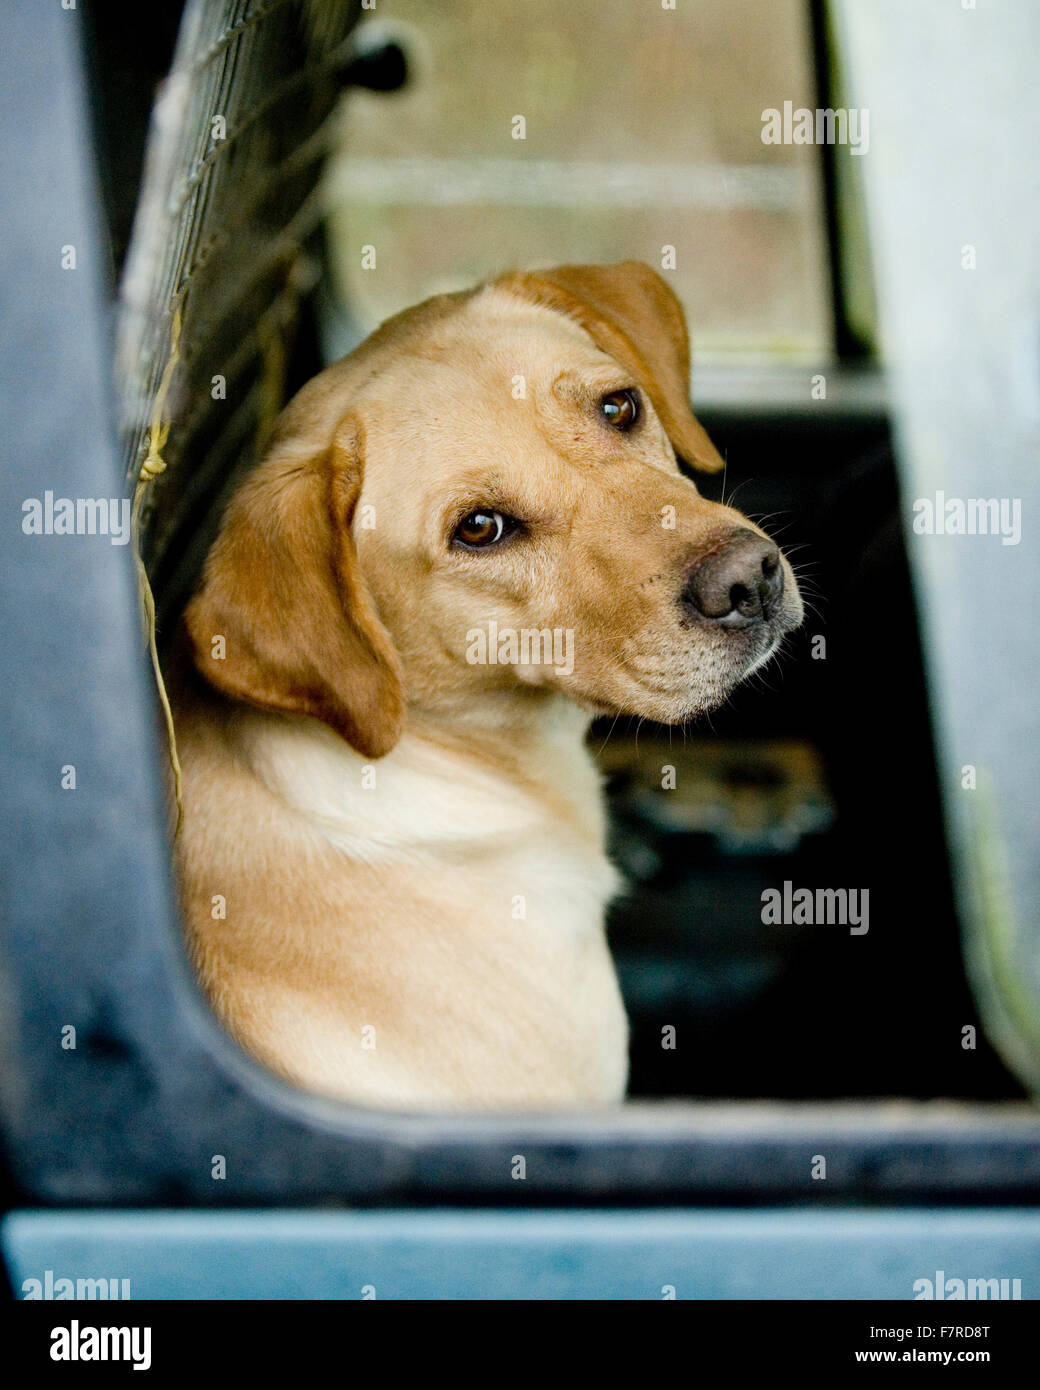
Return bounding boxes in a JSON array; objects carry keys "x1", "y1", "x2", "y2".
[
  {"x1": 233, "y1": 713, "x2": 629, "y2": 1103},
  {"x1": 309, "y1": 723, "x2": 624, "y2": 959}
]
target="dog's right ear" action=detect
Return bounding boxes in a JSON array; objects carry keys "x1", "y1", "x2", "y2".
[{"x1": 184, "y1": 417, "x2": 404, "y2": 758}]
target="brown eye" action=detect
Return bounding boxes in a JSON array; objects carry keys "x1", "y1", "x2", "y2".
[
  {"x1": 453, "y1": 510, "x2": 517, "y2": 549},
  {"x1": 600, "y1": 388, "x2": 640, "y2": 431}
]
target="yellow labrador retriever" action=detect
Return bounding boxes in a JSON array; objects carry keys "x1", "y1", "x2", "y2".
[{"x1": 171, "y1": 262, "x2": 802, "y2": 1111}]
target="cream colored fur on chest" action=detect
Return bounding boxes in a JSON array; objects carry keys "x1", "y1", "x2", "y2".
[{"x1": 179, "y1": 697, "x2": 628, "y2": 1110}]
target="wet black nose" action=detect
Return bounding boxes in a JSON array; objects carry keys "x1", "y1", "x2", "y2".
[{"x1": 682, "y1": 528, "x2": 783, "y2": 625}]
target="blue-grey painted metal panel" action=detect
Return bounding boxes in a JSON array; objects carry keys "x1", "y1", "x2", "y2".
[
  {"x1": 833, "y1": 0, "x2": 1040, "y2": 1094},
  {"x1": 4, "y1": 1208, "x2": 1039, "y2": 1301},
  {"x1": 1, "y1": 0, "x2": 1037, "y2": 1214}
]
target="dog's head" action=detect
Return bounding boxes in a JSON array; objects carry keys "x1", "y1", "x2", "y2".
[{"x1": 185, "y1": 262, "x2": 802, "y2": 756}]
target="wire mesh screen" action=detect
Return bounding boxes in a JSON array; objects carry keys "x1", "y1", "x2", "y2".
[{"x1": 117, "y1": 0, "x2": 363, "y2": 624}]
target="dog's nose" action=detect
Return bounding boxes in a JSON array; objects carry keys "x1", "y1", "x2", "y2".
[{"x1": 682, "y1": 528, "x2": 783, "y2": 625}]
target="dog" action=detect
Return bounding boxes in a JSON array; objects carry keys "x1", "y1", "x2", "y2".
[{"x1": 170, "y1": 261, "x2": 802, "y2": 1111}]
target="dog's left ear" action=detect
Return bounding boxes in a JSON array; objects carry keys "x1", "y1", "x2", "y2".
[{"x1": 495, "y1": 260, "x2": 724, "y2": 473}]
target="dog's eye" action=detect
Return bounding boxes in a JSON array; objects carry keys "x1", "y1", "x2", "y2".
[
  {"x1": 453, "y1": 510, "x2": 517, "y2": 549},
  {"x1": 600, "y1": 388, "x2": 640, "y2": 431}
]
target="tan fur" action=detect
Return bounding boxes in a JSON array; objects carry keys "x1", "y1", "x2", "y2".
[{"x1": 171, "y1": 262, "x2": 802, "y2": 1111}]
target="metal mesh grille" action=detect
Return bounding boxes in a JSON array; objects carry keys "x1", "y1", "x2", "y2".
[{"x1": 117, "y1": 0, "x2": 362, "y2": 619}]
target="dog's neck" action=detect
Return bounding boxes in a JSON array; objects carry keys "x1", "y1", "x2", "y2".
[{"x1": 222, "y1": 688, "x2": 609, "y2": 860}]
